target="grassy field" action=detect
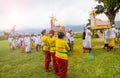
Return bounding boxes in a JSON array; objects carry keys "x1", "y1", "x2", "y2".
[{"x1": 0, "y1": 38, "x2": 120, "y2": 78}]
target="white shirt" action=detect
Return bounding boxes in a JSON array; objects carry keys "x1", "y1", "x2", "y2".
[
  {"x1": 8, "y1": 37, "x2": 13, "y2": 43},
  {"x1": 16, "y1": 39, "x2": 20, "y2": 44},
  {"x1": 104, "y1": 29, "x2": 108, "y2": 39},
  {"x1": 66, "y1": 32, "x2": 71, "y2": 43},
  {"x1": 85, "y1": 29, "x2": 92, "y2": 40},
  {"x1": 34, "y1": 37, "x2": 39, "y2": 44},
  {"x1": 70, "y1": 32, "x2": 74, "y2": 42},
  {"x1": 70, "y1": 36, "x2": 74, "y2": 42},
  {"x1": 24, "y1": 37, "x2": 31, "y2": 45},
  {"x1": 34, "y1": 36, "x2": 42, "y2": 44},
  {"x1": 107, "y1": 28, "x2": 118, "y2": 38},
  {"x1": 37, "y1": 36, "x2": 42, "y2": 42},
  {"x1": 30, "y1": 36, "x2": 35, "y2": 42}
]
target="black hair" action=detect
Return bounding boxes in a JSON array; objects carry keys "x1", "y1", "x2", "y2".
[
  {"x1": 41, "y1": 29, "x2": 46, "y2": 35},
  {"x1": 58, "y1": 32, "x2": 65, "y2": 39},
  {"x1": 49, "y1": 30, "x2": 55, "y2": 35}
]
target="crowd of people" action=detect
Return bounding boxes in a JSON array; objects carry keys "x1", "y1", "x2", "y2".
[
  {"x1": 7, "y1": 29, "x2": 74, "y2": 78},
  {"x1": 8, "y1": 34, "x2": 42, "y2": 52},
  {"x1": 7, "y1": 25, "x2": 120, "y2": 78},
  {"x1": 82, "y1": 24, "x2": 120, "y2": 53}
]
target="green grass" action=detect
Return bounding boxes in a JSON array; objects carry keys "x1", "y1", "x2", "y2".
[
  {"x1": 74, "y1": 32, "x2": 99, "y2": 38},
  {"x1": 0, "y1": 38, "x2": 120, "y2": 78}
]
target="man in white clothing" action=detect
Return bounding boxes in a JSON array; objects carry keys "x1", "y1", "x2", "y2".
[
  {"x1": 37, "y1": 34, "x2": 42, "y2": 46},
  {"x1": 84, "y1": 26, "x2": 93, "y2": 53},
  {"x1": 34, "y1": 34, "x2": 41, "y2": 52},
  {"x1": 66, "y1": 29, "x2": 72, "y2": 51},
  {"x1": 24, "y1": 34, "x2": 31, "y2": 53},
  {"x1": 107, "y1": 25, "x2": 118, "y2": 50},
  {"x1": 103, "y1": 29, "x2": 109, "y2": 49},
  {"x1": 70, "y1": 30, "x2": 74, "y2": 51},
  {"x1": 8, "y1": 35, "x2": 16, "y2": 50}
]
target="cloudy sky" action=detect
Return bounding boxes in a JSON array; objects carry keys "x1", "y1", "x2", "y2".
[{"x1": 0, "y1": 0, "x2": 120, "y2": 30}]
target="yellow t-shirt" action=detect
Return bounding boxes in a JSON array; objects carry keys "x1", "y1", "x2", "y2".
[
  {"x1": 55, "y1": 39, "x2": 70, "y2": 60},
  {"x1": 49, "y1": 36, "x2": 56, "y2": 53},
  {"x1": 42, "y1": 35, "x2": 50, "y2": 51}
]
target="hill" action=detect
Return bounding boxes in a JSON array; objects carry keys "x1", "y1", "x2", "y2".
[
  {"x1": 17, "y1": 21, "x2": 119, "y2": 34},
  {"x1": 0, "y1": 21, "x2": 119, "y2": 34},
  {"x1": 66, "y1": 25, "x2": 85, "y2": 32}
]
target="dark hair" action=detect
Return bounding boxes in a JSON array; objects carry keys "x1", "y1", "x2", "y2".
[
  {"x1": 49, "y1": 30, "x2": 55, "y2": 35},
  {"x1": 41, "y1": 29, "x2": 46, "y2": 35},
  {"x1": 58, "y1": 32, "x2": 65, "y2": 39}
]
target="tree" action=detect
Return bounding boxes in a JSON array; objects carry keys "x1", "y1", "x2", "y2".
[
  {"x1": 4, "y1": 32, "x2": 10, "y2": 36},
  {"x1": 94, "y1": 0, "x2": 120, "y2": 25},
  {"x1": 86, "y1": 19, "x2": 91, "y2": 26}
]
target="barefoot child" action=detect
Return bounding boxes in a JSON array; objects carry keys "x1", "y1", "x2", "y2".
[
  {"x1": 55, "y1": 32, "x2": 70, "y2": 78},
  {"x1": 41, "y1": 29, "x2": 51, "y2": 72},
  {"x1": 49, "y1": 30, "x2": 58, "y2": 73}
]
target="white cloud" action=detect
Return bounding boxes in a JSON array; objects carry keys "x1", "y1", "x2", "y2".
[{"x1": 0, "y1": 0, "x2": 120, "y2": 30}]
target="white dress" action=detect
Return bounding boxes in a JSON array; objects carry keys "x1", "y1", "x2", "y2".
[
  {"x1": 84, "y1": 29, "x2": 92, "y2": 48},
  {"x1": 24, "y1": 37, "x2": 31, "y2": 52},
  {"x1": 8, "y1": 37, "x2": 16, "y2": 49},
  {"x1": 107, "y1": 28, "x2": 118, "y2": 39}
]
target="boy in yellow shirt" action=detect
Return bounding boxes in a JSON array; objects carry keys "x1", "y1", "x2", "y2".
[
  {"x1": 41, "y1": 29, "x2": 51, "y2": 72},
  {"x1": 55, "y1": 32, "x2": 70, "y2": 78},
  {"x1": 49, "y1": 30, "x2": 58, "y2": 73}
]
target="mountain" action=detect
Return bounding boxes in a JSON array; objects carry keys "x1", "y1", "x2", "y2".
[
  {"x1": 1, "y1": 21, "x2": 119, "y2": 34},
  {"x1": 16, "y1": 21, "x2": 120, "y2": 34},
  {"x1": 17, "y1": 28, "x2": 43, "y2": 34},
  {"x1": 19, "y1": 21, "x2": 120, "y2": 33},
  {"x1": 66, "y1": 25, "x2": 85, "y2": 32},
  {"x1": 17, "y1": 25, "x2": 85, "y2": 34},
  {"x1": 115, "y1": 21, "x2": 120, "y2": 27}
]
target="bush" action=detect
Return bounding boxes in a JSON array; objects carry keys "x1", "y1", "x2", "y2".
[
  {"x1": 74, "y1": 32, "x2": 99, "y2": 38},
  {"x1": 92, "y1": 33, "x2": 99, "y2": 38},
  {"x1": 0, "y1": 35, "x2": 7, "y2": 40},
  {"x1": 74, "y1": 33, "x2": 82, "y2": 38}
]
